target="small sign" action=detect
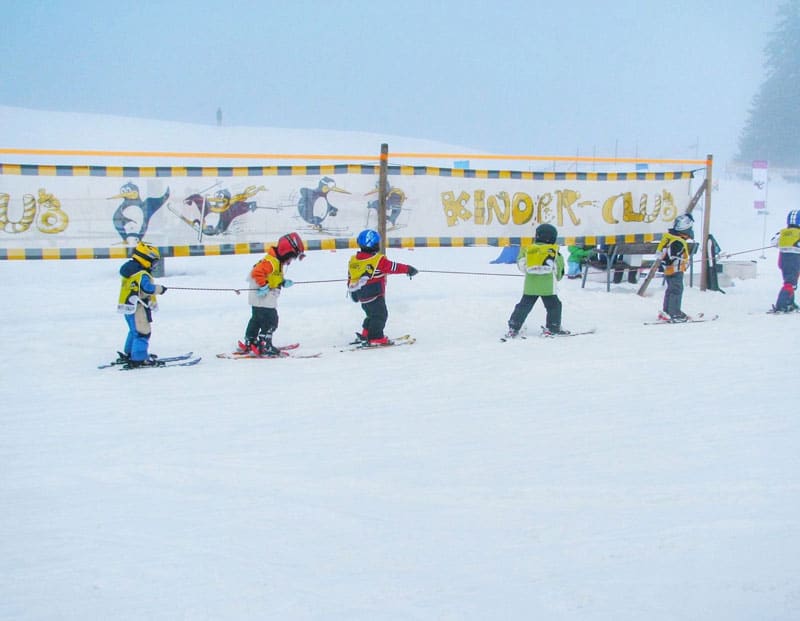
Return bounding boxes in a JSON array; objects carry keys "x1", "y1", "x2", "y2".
[{"x1": 753, "y1": 160, "x2": 768, "y2": 210}]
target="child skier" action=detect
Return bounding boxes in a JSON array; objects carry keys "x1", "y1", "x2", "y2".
[
  {"x1": 506, "y1": 223, "x2": 567, "y2": 337},
  {"x1": 771, "y1": 209, "x2": 800, "y2": 313},
  {"x1": 656, "y1": 213, "x2": 694, "y2": 322},
  {"x1": 347, "y1": 229, "x2": 418, "y2": 346},
  {"x1": 117, "y1": 241, "x2": 168, "y2": 368},
  {"x1": 238, "y1": 232, "x2": 305, "y2": 357}
]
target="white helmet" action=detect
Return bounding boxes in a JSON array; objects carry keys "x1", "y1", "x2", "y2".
[{"x1": 673, "y1": 213, "x2": 694, "y2": 232}]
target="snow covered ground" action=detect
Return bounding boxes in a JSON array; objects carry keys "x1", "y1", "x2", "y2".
[{"x1": 1, "y1": 110, "x2": 800, "y2": 619}]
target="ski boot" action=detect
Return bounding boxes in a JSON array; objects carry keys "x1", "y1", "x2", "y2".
[
  {"x1": 504, "y1": 326, "x2": 520, "y2": 339},
  {"x1": 351, "y1": 329, "x2": 369, "y2": 345},
  {"x1": 542, "y1": 326, "x2": 571, "y2": 336},
  {"x1": 237, "y1": 339, "x2": 254, "y2": 354},
  {"x1": 123, "y1": 357, "x2": 165, "y2": 369},
  {"x1": 256, "y1": 337, "x2": 282, "y2": 357}
]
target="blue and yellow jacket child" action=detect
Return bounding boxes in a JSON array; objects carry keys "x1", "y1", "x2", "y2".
[{"x1": 118, "y1": 243, "x2": 165, "y2": 314}]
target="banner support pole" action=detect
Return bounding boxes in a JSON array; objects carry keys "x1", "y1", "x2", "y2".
[
  {"x1": 378, "y1": 143, "x2": 388, "y2": 252},
  {"x1": 700, "y1": 154, "x2": 713, "y2": 291}
]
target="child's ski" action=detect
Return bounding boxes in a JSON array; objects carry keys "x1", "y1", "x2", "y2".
[
  {"x1": 217, "y1": 351, "x2": 321, "y2": 360},
  {"x1": 98, "y1": 352, "x2": 194, "y2": 369},
  {"x1": 643, "y1": 313, "x2": 718, "y2": 325},
  {"x1": 340, "y1": 334, "x2": 415, "y2": 352},
  {"x1": 217, "y1": 343, "x2": 320, "y2": 360},
  {"x1": 540, "y1": 327, "x2": 596, "y2": 338},
  {"x1": 501, "y1": 328, "x2": 594, "y2": 341},
  {"x1": 118, "y1": 357, "x2": 202, "y2": 370}
]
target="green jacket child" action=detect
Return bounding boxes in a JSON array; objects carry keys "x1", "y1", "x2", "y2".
[
  {"x1": 506, "y1": 223, "x2": 568, "y2": 337},
  {"x1": 566, "y1": 245, "x2": 592, "y2": 278}
]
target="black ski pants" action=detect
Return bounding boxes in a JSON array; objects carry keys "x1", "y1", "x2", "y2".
[
  {"x1": 361, "y1": 297, "x2": 389, "y2": 339},
  {"x1": 245, "y1": 306, "x2": 279, "y2": 342},
  {"x1": 509, "y1": 294, "x2": 562, "y2": 332}
]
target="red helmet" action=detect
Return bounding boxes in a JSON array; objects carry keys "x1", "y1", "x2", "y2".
[{"x1": 276, "y1": 232, "x2": 305, "y2": 261}]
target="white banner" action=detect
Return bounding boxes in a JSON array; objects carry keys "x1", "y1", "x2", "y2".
[{"x1": 0, "y1": 164, "x2": 694, "y2": 248}]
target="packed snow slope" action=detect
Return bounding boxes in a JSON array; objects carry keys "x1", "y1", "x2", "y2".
[{"x1": 1, "y1": 109, "x2": 800, "y2": 620}]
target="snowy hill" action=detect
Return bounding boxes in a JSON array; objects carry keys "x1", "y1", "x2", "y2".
[
  {"x1": 1, "y1": 109, "x2": 800, "y2": 620},
  {"x1": 0, "y1": 105, "x2": 483, "y2": 165}
]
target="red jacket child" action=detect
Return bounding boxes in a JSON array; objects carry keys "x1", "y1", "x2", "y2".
[{"x1": 347, "y1": 229, "x2": 417, "y2": 345}]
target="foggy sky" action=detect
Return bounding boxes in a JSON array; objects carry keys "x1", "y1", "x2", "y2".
[{"x1": 0, "y1": 0, "x2": 781, "y2": 163}]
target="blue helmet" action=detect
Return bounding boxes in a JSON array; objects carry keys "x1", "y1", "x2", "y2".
[
  {"x1": 357, "y1": 229, "x2": 381, "y2": 251},
  {"x1": 787, "y1": 210, "x2": 800, "y2": 227}
]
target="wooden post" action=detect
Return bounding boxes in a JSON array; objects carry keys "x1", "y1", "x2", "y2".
[
  {"x1": 378, "y1": 143, "x2": 388, "y2": 252},
  {"x1": 699, "y1": 154, "x2": 713, "y2": 291}
]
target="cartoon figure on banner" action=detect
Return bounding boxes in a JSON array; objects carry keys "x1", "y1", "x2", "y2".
[
  {"x1": 109, "y1": 182, "x2": 170, "y2": 244},
  {"x1": 297, "y1": 176, "x2": 350, "y2": 232},
  {"x1": 365, "y1": 181, "x2": 407, "y2": 230},
  {"x1": 175, "y1": 185, "x2": 270, "y2": 237},
  {"x1": 0, "y1": 188, "x2": 69, "y2": 234}
]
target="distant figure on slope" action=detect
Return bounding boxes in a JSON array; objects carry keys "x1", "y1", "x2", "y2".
[
  {"x1": 566, "y1": 244, "x2": 592, "y2": 279},
  {"x1": 656, "y1": 214, "x2": 694, "y2": 322},
  {"x1": 771, "y1": 209, "x2": 800, "y2": 313},
  {"x1": 117, "y1": 241, "x2": 168, "y2": 368},
  {"x1": 238, "y1": 232, "x2": 305, "y2": 357},
  {"x1": 505, "y1": 223, "x2": 567, "y2": 338},
  {"x1": 347, "y1": 229, "x2": 417, "y2": 346}
]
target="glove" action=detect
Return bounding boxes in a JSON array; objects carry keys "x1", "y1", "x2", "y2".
[
  {"x1": 407, "y1": 266, "x2": 418, "y2": 278},
  {"x1": 256, "y1": 285, "x2": 271, "y2": 297},
  {"x1": 281, "y1": 279, "x2": 294, "y2": 288},
  {"x1": 159, "y1": 286, "x2": 168, "y2": 293}
]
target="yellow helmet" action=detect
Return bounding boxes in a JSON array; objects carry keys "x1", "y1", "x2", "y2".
[{"x1": 132, "y1": 241, "x2": 161, "y2": 268}]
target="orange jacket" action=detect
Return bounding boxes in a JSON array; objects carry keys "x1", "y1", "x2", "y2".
[{"x1": 250, "y1": 248, "x2": 286, "y2": 289}]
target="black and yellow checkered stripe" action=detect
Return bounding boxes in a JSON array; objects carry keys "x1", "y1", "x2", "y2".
[
  {"x1": 0, "y1": 163, "x2": 381, "y2": 177},
  {"x1": 0, "y1": 234, "x2": 661, "y2": 260},
  {"x1": 390, "y1": 167, "x2": 694, "y2": 181},
  {"x1": 0, "y1": 162, "x2": 695, "y2": 181}
]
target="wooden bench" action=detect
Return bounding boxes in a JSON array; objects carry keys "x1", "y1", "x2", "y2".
[{"x1": 581, "y1": 241, "x2": 697, "y2": 292}]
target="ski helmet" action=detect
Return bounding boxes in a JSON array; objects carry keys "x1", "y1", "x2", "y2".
[
  {"x1": 787, "y1": 210, "x2": 800, "y2": 227},
  {"x1": 534, "y1": 223, "x2": 558, "y2": 244},
  {"x1": 672, "y1": 213, "x2": 694, "y2": 238},
  {"x1": 357, "y1": 229, "x2": 381, "y2": 251},
  {"x1": 276, "y1": 232, "x2": 305, "y2": 261},
  {"x1": 132, "y1": 241, "x2": 161, "y2": 269},
  {"x1": 673, "y1": 213, "x2": 694, "y2": 232}
]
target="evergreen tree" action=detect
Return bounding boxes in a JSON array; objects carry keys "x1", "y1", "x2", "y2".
[{"x1": 737, "y1": 0, "x2": 800, "y2": 167}]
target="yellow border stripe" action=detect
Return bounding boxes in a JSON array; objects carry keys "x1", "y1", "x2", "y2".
[{"x1": 0, "y1": 235, "x2": 669, "y2": 261}]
